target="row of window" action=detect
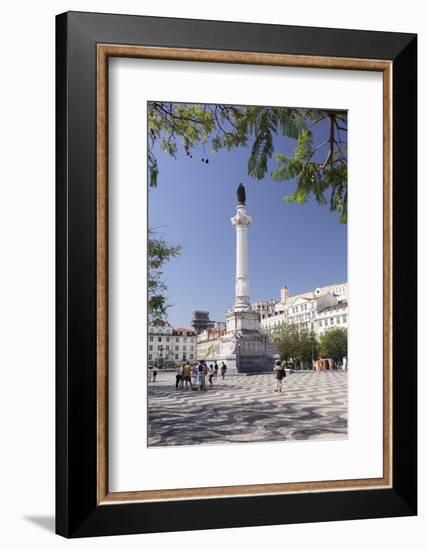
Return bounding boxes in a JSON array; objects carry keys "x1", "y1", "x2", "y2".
[
  {"x1": 149, "y1": 336, "x2": 195, "y2": 343},
  {"x1": 149, "y1": 328, "x2": 173, "y2": 335},
  {"x1": 262, "y1": 314, "x2": 347, "y2": 329},
  {"x1": 318, "y1": 316, "x2": 347, "y2": 327},
  {"x1": 289, "y1": 302, "x2": 313, "y2": 314},
  {"x1": 148, "y1": 353, "x2": 195, "y2": 361},
  {"x1": 149, "y1": 345, "x2": 194, "y2": 352}
]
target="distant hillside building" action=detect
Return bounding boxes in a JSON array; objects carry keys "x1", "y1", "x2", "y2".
[{"x1": 191, "y1": 310, "x2": 214, "y2": 334}]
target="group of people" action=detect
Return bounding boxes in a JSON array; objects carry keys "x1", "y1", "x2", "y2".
[
  {"x1": 149, "y1": 359, "x2": 290, "y2": 393},
  {"x1": 313, "y1": 358, "x2": 346, "y2": 370},
  {"x1": 176, "y1": 360, "x2": 228, "y2": 391}
]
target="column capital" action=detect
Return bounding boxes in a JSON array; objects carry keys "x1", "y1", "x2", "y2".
[{"x1": 231, "y1": 204, "x2": 252, "y2": 227}]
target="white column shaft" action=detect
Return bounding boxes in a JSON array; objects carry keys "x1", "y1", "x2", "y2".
[
  {"x1": 231, "y1": 204, "x2": 252, "y2": 311},
  {"x1": 236, "y1": 226, "x2": 248, "y2": 281}
]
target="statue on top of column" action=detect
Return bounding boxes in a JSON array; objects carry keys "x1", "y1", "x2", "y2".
[{"x1": 237, "y1": 183, "x2": 246, "y2": 205}]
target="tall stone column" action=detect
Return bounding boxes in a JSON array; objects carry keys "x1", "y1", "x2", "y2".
[{"x1": 231, "y1": 202, "x2": 252, "y2": 311}]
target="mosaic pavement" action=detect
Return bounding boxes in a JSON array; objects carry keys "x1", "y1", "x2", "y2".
[{"x1": 147, "y1": 370, "x2": 348, "y2": 447}]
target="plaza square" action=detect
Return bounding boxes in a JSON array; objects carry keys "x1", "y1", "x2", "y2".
[{"x1": 148, "y1": 370, "x2": 347, "y2": 447}]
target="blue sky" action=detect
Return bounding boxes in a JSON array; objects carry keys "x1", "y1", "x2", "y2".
[{"x1": 149, "y1": 110, "x2": 347, "y2": 328}]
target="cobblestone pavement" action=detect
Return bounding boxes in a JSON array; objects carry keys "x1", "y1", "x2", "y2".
[{"x1": 148, "y1": 370, "x2": 348, "y2": 447}]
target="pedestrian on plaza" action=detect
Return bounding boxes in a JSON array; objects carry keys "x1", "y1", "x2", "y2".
[
  {"x1": 180, "y1": 364, "x2": 186, "y2": 388},
  {"x1": 208, "y1": 364, "x2": 215, "y2": 388},
  {"x1": 183, "y1": 360, "x2": 192, "y2": 389},
  {"x1": 152, "y1": 365, "x2": 158, "y2": 382},
  {"x1": 148, "y1": 365, "x2": 153, "y2": 383},
  {"x1": 214, "y1": 361, "x2": 219, "y2": 378},
  {"x1": 273, "y1": 360, "x2": 286, "y2": 392},
  {"x1": 220, "y1": 362, "x2": 227, "y2": 380},
  {"x1": 175, "y1": 364, "x2": 183, "y2": 389},
  {"x1": 198, "y1": 361, "x2": 207, "y2": 391},
  {"x1": 191, "y1": 362, "x2": 199, "y2": 390}
]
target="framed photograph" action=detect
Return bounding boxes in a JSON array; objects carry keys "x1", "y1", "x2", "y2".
[{"x1": 56, "y1": 11, "x2": 417, "y2": 537}]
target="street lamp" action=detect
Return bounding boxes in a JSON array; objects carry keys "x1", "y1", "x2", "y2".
[{"x1": 158, "y1": 345, "x2": 164, "y2": 369}]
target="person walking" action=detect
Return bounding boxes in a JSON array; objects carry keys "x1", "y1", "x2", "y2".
[
  {"x1": 208, "y1": 364, "x2": 215, "y2": 388},
  {"x1": 183, "y1": 361, "x2": 192, "y2": 389},
  {"x1": 220, "y1": 362, "x2": 227, "y2": 380},
  {"x1": 214, "y1": 361, "x2": 219, "y2": 378},
  {"x1": 273, "y1": 360, "x2": 286, "y2": 393},
  {"x1": 175, "y1": 364, "x2": 183, "y2": 389},
  {"x1": 191, "y1": 362, "x2": 199, "y2": 390},
  {"x1": 152, "y1": 365, "x2": 158, "y2": 382},
  {"x1": 197, "y1": 361, "x2": 206, "y2": 391}
]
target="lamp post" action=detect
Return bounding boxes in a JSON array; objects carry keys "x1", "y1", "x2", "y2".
[
  {"x1": 311, "y1": 338, "x2": 314, "y2": 370},
  {"x1": 158, "y1": 345, "x2": 164, "y2": 369}
]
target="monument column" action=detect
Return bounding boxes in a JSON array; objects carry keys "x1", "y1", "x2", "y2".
[
  {"x1": 231, "y1": 184, "x2": 252, "y2": 312},
  {"x1": 221, "y1": 183, "x2": 274, "y2": 373}
]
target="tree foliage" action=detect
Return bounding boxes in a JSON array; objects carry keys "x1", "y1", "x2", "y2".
[
  {"x1": 148, "y1": 102, "x2": 348, "y2": 222},
  {"x1": 148, "y1": 230, "x2": 181, "y2": 319},
  {"x1": 267, "y1": 323, "x2": 318, "y2": 368},
  {"x1": 319, "y1": 327, "x2": 348, "y2": 363}
]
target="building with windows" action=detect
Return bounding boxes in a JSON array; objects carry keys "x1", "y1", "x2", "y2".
[
  {"x1": 255, "y1": 283, "x2": 348, "y2": 338},
  {"x1": 195, "y1": 322, "x2": 226, "y2": 360},
  {"x1": 315, "y1": 300, "x2": 348, "y2": 337},
  {"x1": 148, "y1": 319, "x2": 196, "y2": 366},
  {"x1": 194, "y1": 284, "x2": 348, "y2": 364}
]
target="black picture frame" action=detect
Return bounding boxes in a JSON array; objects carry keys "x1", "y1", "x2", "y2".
[{"x1": 56, "y1": 11, "x2": 417, "y2": 538}]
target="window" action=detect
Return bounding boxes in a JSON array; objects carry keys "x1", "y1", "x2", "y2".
[
  {"x1": 158, "y1": 337, "x2": 162, "y2": 342},
  {"x1": 175, "y1": 354, "x2": 179, "y2": 360},
  {"x1": 183, "y1": 337, "x2": 187, "y2": 342},
  {"x1": 166, "y1": 345, "x2": 169, "y2": 351},
  {"x1": 183, "y1": 345, "x2": 187, "y2": 351},
  {"x1": 343, "y1": 315, "x2": 347, "y2": 323},
  {"x1": 175, "y1": 345, "x2": 179, "y2": 351},
  {"x1": 148, "y1": 354, "x2": 152, "y2": 360},
  {"x1": 330, "y1": 318, "x2": 334, "y2": 325},
  {"x1": 190, "y1": 354, "x2": 194, "y2": 360},
  {"x1": 166, "y1": 337, "x2": 170, "y2": 342},
  {"x1": 149, "y1": 336, "x2": 153, "y2": 342},
  {"x1": 176, "y1": 337, "x2": 179, "y2": 342},
  {"x1": 149, "y1": 345, "x2": 153, "y2": 351}
]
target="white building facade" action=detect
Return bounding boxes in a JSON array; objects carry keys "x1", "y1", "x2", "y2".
[
  {"x1": 148, "y1": 319, "x2": 197, "y2": 366},
  {"x1": 196, "y1": 322, "x2": 226, "y2": 360},
  {"x1": 255, "y1": 283, "x2": 348, "y2": 338}
]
